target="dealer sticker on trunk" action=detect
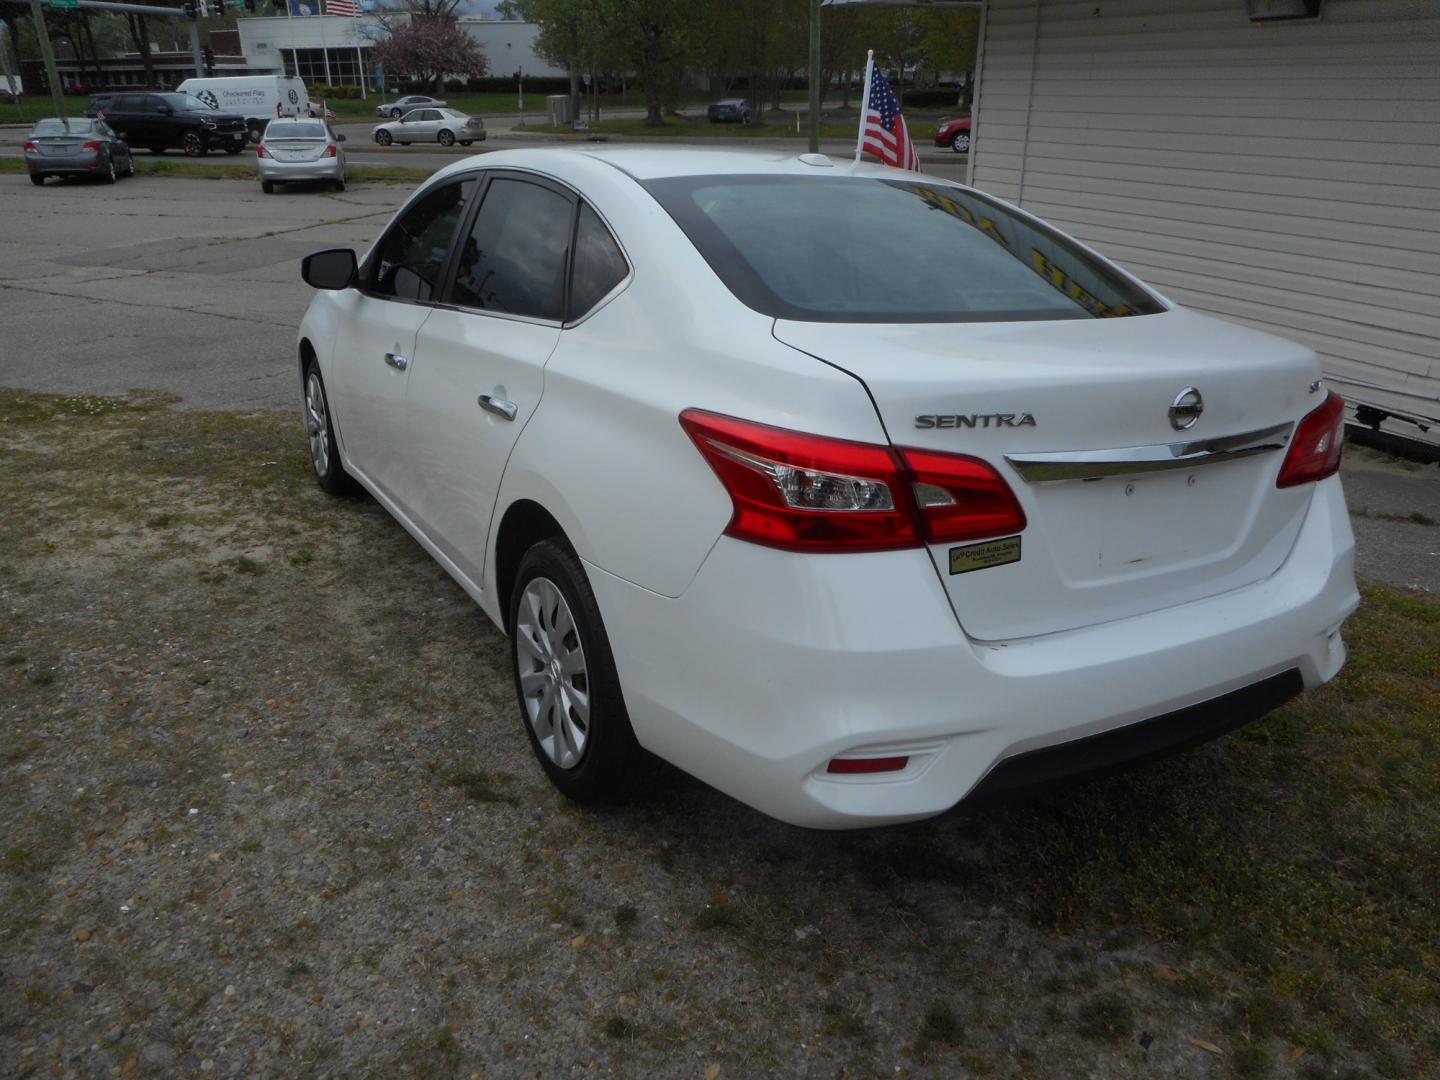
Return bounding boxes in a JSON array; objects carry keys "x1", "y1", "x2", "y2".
[{"x1": 948, "y1": 535, "x2": 1022, "y2": 575}]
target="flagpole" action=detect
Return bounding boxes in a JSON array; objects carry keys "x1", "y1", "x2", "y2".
[{"x1": 853, "y1": 49, "x2": 873, "y2": 164}]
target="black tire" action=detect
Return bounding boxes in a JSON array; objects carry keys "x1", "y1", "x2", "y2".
[
  {"x1": 122, "y1": 151, "x2": 135, "y2": 176},
  {"x1": 333, "y1": 177, "x2": 346, "y2": 191},
  {"x1": 302, "y1": 362, "x2": 359, "y2": 496},
  {"x1": 182, "y1": 131, "x2": 206, "y2": 156},
  {"x1": 390, "y1": 107, "x2": 402, "y2": 118},
  {"x1": 261, "y1": 180, "x2": 274, "y2": 194},
  {"x1": 437, "y1": 128, "x2": 455, "y2": 147},
  {"x1": 509, "y1": 539, "x2": 645, "y2": 803},
  {"x1": 102, "y1": 155, "x2": 116, "y2": 184},
  {"x1": 375, "y1": 129, "x2": 392, "y2": 146},
  {"x1": 30, "y1": 174, "x2": 44, "y2": 186},
  {"x1": 149, "y1": 146, "x2": 166, "y2": 155},
  {"x1": 950, "y1": 130, "x2": 970, "y2": 154}
]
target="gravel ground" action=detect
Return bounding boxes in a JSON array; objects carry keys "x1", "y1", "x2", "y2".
[{"x1": 2, "y1": 393, "x2": 1436, "y2": 1080}]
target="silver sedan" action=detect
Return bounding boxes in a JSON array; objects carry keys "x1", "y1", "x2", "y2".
[
  {"x1": 375, "y1": 94, "x2": 445, "y2": 119},
  {"x1": 24, "y1": 117, "x2": 134, "y2": 185},
  {"x1": 257, "y1": 119, "x2": 347, "y2": 193},
  {"x1": 372, "y1": 107, "x2": 485, "y2": 147}
]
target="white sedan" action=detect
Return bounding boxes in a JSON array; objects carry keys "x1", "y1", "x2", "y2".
[
  {"x1": 295, "y1": 148, "x2": 1358, "y2": 828},
  {"x1": 372, "y1": 107, "x2": 485, "y2": 147}
]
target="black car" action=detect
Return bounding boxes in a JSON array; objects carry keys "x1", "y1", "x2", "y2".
[
  {"x1": 707, "y1": 98, "x2": 751, "y2": 124},
  {"x1": 85, "y1": 92, "x2": 248, "y2": 156}
]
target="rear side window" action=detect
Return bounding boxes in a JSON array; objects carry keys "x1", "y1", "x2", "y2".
[
  {"x1": 366, "y1": 178, "x2": 476, "y2": 302},
  {"x1": 567, "y1": 204, "x2": 628, "y2": 320},
  {"x1": 643, "y1": 175, "x2": 1164, "y2": 324},
  {"x1": 448, "y1": 178, "x2": 573, "y2": 321}
]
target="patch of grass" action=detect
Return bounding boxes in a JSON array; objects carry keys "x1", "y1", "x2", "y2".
[
  {"x1": 1351, "y1": 507, "x2": 1439, "y2": 527},
  {"x1": 602, "y1": 1016, "x2": 638, "y2": 1039},
  {"x1": 690, "y1": 904, "x2": 740, "y2": 931},
  {"x1": 447, "y1": 768, "x2": 517, "y2": 805},
  {"x1": 1075, "y1": 992, "x2": 1134, "y2": 1043},
  {"x1": 1230, "y1": 1041, "x2": 1271, "y2": 1079},
  {"x1": 613, "y1": 904, "x2": 638, "y2": 930},
  {"x1": 821, "y1": 1005, "x2": 867, "y2": 1038},
  {"x1": 26, "y1": 668, "x2": 55, "y2": 686},
  {"x1": 2, "y1": 654, "x2": 24, "y2": 665},
  {"x1": 145, "y1": 514, "x2": 174, "y2": 529},
  {"x1": 912, "y1": 1002, "x2": 964, "y2": 1056}
]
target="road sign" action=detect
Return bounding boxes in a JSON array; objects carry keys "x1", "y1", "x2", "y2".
[{"x1": 49, "y1": 0, "x2": 80, "y2": 8}]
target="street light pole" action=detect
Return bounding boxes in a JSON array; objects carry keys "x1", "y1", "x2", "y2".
[
  {"x1": 28, "y1": 0, "x2": 67, "y2": 121},
  {"x1": 807, "y1": 0, "x2": 820, "y2": 153}
]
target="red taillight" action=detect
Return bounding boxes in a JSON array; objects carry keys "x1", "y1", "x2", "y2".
[
  {"x1": 82, "y1": 140, "x2": 103, "y2": 151},
  {"x1": 23, "y1": 140, "x2": 37, "y2": 152},
  {"x1": 1277, "y1": 391, "x2": 1345, "y2": 488},
  {"x1": 827, "y1": 756, "x2": 909, "y2": 775},
  {"x1": 323, "y1": 144, "x2": 338, "y2": 157},
  {"x1": 679, "y1": 409, "x2": 1025, "y2": 553},
  {"x1": 256, "y1": 143, "x2": 269, "y2": 157}
]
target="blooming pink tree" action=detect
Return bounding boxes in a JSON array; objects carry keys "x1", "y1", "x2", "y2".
[{"x1": 373, "y1": 19, "x2": 489, "y2": 95}]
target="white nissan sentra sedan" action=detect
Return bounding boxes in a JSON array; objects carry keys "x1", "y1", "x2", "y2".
[{"x1": 295, "y1": 148, "x2": 1359, "y2": 829}]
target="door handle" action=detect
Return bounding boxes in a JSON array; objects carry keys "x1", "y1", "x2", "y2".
[
  {"x1": 478, "y1": 394, "x2": 518, "y2": 421},
  {"x1": 384, "y1": 351, "x2": 409, "y2": 371}
]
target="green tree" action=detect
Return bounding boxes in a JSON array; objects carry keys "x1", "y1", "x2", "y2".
[{"x1": 596, "y1": 0, "x2": 692, "y2": 126}]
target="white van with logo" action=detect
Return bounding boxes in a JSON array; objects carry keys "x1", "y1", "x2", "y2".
[{"x1": 175, "y1": 75, "x2": 310, "y2": 141}]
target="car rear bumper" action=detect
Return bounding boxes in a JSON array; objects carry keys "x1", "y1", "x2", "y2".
[
  {"x1": 585, "y1": 475, "x2": 1358, "y2": 829},
  {"x1": 258, "y1": 157, "x2": 343, "y2": 181},
  {"x1": 25, "y1": 150, "x2": 102, "y2": 173}
]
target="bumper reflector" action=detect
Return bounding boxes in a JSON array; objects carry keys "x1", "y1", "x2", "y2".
[{"x1": 827, "y1": 755, "x2": 909, "y2": 775}]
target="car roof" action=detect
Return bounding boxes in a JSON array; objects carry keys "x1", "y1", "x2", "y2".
[{"x1": 427, "y1": 146, "x2": 952, "y2": 187}]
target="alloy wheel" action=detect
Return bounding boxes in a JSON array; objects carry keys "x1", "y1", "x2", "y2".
[
  {"x1": 515, "y1": 577, "x2": 590, "y2": 770},
  {"x1": 304, "y1": 370, "x2": 330, "y2": 478}
]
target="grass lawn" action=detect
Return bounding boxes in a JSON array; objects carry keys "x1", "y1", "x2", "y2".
[{"x1": 0, "y1": 387, "x2": 1435, "y2": 1076}]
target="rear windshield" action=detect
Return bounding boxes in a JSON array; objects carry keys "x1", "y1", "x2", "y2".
[
  {"x1": 33, "y1": 119, "x2": 94, "y2": 135},
  {"x1": 643, "y1": 175, "x2": 1164, "y2": 323},
  {"x1": 267, "y1": 121, "x2": 327, "y2": 139}
]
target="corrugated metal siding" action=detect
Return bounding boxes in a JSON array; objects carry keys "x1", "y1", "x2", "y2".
[{"x1": 969, "y1": 0, "x2": 1440, "y2": 429}]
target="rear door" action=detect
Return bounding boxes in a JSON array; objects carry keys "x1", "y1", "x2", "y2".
[
  {"x1": 327, "y1": 175, "x2": 479, "y2": 507},
  {"x1": 402, "y1": 172, "x2": 578, "y2": 582}
]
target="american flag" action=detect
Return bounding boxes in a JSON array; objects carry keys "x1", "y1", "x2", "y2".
[
  {"x1": 861, "y1": 69, "x2": 921, "y2": 172},
  {"x1": 326, "y1": 0, "x2": 357, "y2": 15}
]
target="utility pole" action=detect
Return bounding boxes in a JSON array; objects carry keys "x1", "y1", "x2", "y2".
[
  {"x1": 807, "y1": 0, "x2": 820, "y2": 153},
  {"x1": 28, "y1": 0, "x2": 67, "y2": 121}
]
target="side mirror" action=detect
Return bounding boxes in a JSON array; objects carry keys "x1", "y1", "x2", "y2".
[
  {"x1": 302, "y1": 248, "x2": 357, "y2": 291},
  {"x1": 336, "y1": 132, "x2": 347, "y2": 142}
]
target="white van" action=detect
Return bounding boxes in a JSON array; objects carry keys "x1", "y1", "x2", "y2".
[{"x1": 175, "y1": 75, "x2": 310, "y2": 141}]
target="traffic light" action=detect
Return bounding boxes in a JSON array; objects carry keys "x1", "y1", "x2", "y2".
[
  {"x1": 202, "y1": 46, "x2": 215, "y2": 74},
  {"x1": 183, "y1": 0, "x2": 198, "y2": 18}
]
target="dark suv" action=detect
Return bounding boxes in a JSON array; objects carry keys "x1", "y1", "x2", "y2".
[{"x1": 85, "y1": 92, "x2": 248, "y2": 156}]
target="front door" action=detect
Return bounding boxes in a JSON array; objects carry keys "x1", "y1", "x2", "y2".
[
  {"x1": 326, "y1": 175, "x2": 478, "y2": 508},
  {"x1": 404, "y1": 173, "x2": 576, "y2": 583}
]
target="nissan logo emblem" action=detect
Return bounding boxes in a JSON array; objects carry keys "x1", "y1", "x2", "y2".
[{"x1": 1169, "y1": 387, "x2": 1204, "y2": 430}]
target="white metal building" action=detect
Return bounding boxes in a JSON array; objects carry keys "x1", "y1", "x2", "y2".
[
  {"x1": 458, "y1": 18, "x2": 566, "y2": 79},
  {"x1": 237, "y1": 15, "x2": 374, "y2": 86},
  {"x1": 968, "y1": 0, "x2": 1440, "y2": 445}
]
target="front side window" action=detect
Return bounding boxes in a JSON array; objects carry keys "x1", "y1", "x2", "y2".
[
  {"x1": 449, "y1": 178, "x2": 573, "y2": 321},
  {"x1": 366, "y1": 178, "x2": 476, "y2": 302},
  {"x1": 643, "y1": 175, "x2": 1164, "y2": 324},
  {"x1": 567, "y1": 203, "x2": 628, "y2": 321}
]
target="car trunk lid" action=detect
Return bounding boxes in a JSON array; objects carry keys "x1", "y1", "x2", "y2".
[
  {"x1": 265, "y1": 138, "x2": 327, "y2": 161},
  {"x1": 774, "y1": 308, "x2": 1324, "y2": 641},
  {"x1": 35, "y1": 134, "x2": 92, "y2": 155}
]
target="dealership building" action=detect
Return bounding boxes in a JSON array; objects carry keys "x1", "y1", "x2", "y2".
[{"x1": 967, "y1": 0, "x2": 1440, "y2": 447}]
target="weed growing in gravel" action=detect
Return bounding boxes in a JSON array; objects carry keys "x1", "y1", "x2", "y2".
[
  {"x1": 913, "y1": 1002, "x2": 964, "y2": 1055},
  {"x1": 447, "y1": 769, "x2": 518, "y2": 804},
  {"x1": 1075, "y1": 992, "x2": 1135, "y2": 1043},
  {"x1": 603, "y1": 1017, "x2": 638, "y2": 1039},
  {"x1": 691, "y1": 904, "x2": 741, "y2": 931},
  {"x1": 613, "y1": 904, "x2": 638, "y2": 931}
]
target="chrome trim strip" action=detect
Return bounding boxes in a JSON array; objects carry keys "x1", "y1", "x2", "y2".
[{"x1": 1005, "y1": 422, "x2": 1293, "y2": 483}]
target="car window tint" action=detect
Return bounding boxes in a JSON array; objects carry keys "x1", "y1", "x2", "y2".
[
  {"x1": 644, "y1": 175, "x2": 1165, "y2": 324},
  {"x1": 368, "y1": 178, "x2": 476, "y2": 302},
  {"x1": 116, "y1": 95, "x2": 145, "y2": 111},
  {"x1": 567, "y1": 204, "x2": 627, "y2": 320},
  {"x1": 450, "y1": 178, "x2": 573, "y2": 320}
]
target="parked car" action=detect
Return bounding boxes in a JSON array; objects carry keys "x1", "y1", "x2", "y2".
[
  {"x1": 23, "y1": 117, "x2": 134, "y2": 185},
  {"x1": 294, "y1": 149, "x2": 1358, "y2": 829},
  {"x1": 257, "y1": 118, "x2": 347, "y2": 193},
  {"x1": 707, "y1": 98, "x2": 751, "y2": 124},
  {"x1": 934, "y1": 116, "x2": 972, "y2": 154},
  {"x1": 376, "y1": 94, "x2": 446, "y2": 119},
  {"x1": 176, "y1": 74, "x2": 310, "y2": 142},
  {"x1": 84, "y1": 92, "x2": 247, "y2": 156},
  {"x1": 371, "y1": 108, "x2": 484, "y2": 147}
]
